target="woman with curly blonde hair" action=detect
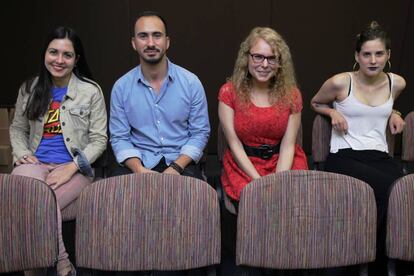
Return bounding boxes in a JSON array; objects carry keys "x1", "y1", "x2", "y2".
[
  {"x1": 230, "y1": 27, "x2": 297, "y2": 107},
  {"x1": 218, "y1": 26, "x2": 308, "y2": 204}
]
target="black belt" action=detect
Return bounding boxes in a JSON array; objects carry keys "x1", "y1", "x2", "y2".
[{"x1": 243, "y1": 143, "x2": 280, "y2": 160}]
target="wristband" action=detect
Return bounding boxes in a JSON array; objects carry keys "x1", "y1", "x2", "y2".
[
  {"x1": 392, "y1": 109, "x2": 402, "y2": 117},
  {"x1": 169, "y1": 161, "x2": 184, "y2": 174}
]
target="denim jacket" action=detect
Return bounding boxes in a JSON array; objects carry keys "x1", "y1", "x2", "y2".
[{"x1": 10, "y1": 74, "x2": 107, "y2": 166}]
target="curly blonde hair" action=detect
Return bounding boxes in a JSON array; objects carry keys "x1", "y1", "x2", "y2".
[{"x1": 230, "y1": 27, "x2": 297, "y2": 106}]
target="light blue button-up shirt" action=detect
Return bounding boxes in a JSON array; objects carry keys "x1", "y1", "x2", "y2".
[{"x1": 110, "y1": 60, "x2": 210, "y2": 169}]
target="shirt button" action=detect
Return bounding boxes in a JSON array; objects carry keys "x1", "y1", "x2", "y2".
[
  {"x1": 157, "y1": 121, "x2": 160, "y2": 124},
  {"x1": 66, "y1": 138, "x2": 70, "y2": 142},
  {"x1": 62, "y1": 122, "x2": 65, "y2": 126},
  {"x1": 62, "y1": 106, "x2": 66, "y2": 110},
  {"x1": 161, "y1": 137, "x2": 164, "y2": 141},
  {"x1": 80, "y1": 111, "x2": 83, "y2": 115}
]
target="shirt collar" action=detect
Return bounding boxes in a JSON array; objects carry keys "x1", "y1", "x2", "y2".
[
  {"x1": 136, "y1": 58, "x2": 175, "y2": 85},
  {"x1": 65, "y1": 74, "x2": 78, "y2": 99}
]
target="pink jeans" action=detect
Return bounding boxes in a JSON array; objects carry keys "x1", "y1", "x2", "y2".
[{"x1": 12, "y1": 163, "x2": 92, "y2": 261}]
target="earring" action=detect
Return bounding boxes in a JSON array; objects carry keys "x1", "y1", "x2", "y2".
[
  {"x1": 352, "y1": 62, "x2": 359, "y2": 71},
  {"x1": 385, "y1": 60, "x2": 391, "y2": 72}
]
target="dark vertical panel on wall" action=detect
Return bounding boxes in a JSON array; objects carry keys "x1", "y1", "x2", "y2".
[
  {"x1": 2, "y1": 0, "x2": 130, "y2": 107},
  {"x1": 69, "y1": 0, "x2": 131, "y2": 106},
  {"x1": 129, "y1": 0, "x2": 270, "y2": 153},
  {"x1": 2, "y1": 0, "x2": 414, "y2": 155},
  {"x1": 271, "y1": 0, "x2": 355, "y2": 153},
  {"x1": 346, "y1": 0, "x2": 411, "y2": 77},
  {"x1": 346, "y1": 0, "x2": 412, "y2": 154},
  {"x1": 271, "y1": 0, "x2": 412, "y2": 154},
  {"x1": 41, "y1": 0, "x2": 131, "y2": 106},
  {"x1": 2, "y1": 2, "x2": 44, "y2": 106},
  {"x1": 399, "y1": 0, "x2": 414, "y2": 115}
]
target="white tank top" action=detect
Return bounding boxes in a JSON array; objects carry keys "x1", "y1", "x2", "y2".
[{"x1": 330, "y1": 73, "x2": 393, "y2": 153}]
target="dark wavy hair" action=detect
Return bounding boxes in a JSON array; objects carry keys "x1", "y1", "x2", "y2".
[
  {"x1": 355, "y1": 21, "x2": 391, "y2": 53},
  {"x1": 24, "y1": 26, "x2": 94, "y2": 120}
]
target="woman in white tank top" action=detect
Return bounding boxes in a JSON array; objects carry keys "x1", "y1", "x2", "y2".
[{"x1": 311, "y1": 21, "x2": 406, "y2": 276}]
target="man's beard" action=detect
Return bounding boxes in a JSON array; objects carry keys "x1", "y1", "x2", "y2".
[
  {"x1": 141, "y1": 48, "x2": 164, "y2": 64},
  {"x1": 142, "y1": 56, "x2": 163, "y2": 64}
]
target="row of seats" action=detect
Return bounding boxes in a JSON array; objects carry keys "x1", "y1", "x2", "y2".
[
  {"x1": 217, "y1": 112, "x2": 414, "y2": 217},
  {"x1": 22, "y1": 111, "x2": 414, "y2": 224},
  {"x1": 1, "y1": 171, "x2": 413, "y2": 275}
]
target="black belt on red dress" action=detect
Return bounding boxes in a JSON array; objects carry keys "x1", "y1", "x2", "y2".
[{"x1": 243, "y1": 143, "x2": 280, "y2": 160}]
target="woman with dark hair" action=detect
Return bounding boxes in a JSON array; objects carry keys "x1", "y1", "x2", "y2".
[
  {"x1": 10, "y1": 26, "x2": 107, "y2": 276},
  {"x1": 311, "y1": 21, "x2": 405, "y2": 275}
]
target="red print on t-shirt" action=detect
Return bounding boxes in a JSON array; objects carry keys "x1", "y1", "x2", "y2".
[{"x1": 43, "y1": 101, "x2": 62, "y2": 138}]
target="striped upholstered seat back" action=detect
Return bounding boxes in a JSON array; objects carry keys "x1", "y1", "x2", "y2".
[
  {"x1": 386, "y1": 174, "x2": 414, "y2": 261},
  {"x1": 76, "y1": 173, "x2": 221, "y2": 271},
  {"x1": 312, "y1": 115, "x2": 331, "y2": 169},
  {"x1": 236, "y1": 170, "x2": 376, "y2": 269},
  {"x1": 402, "y1": 112, "x2": 414, "y2": 163},
  {"x1": 0, "y1": 174, "x2": 59, "y2": 273}
]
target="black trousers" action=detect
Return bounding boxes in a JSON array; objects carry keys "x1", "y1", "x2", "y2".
[
  {"x1": 325, "y1": 149, "x2": 403, "y2": 276},
  {"x1": 111, "y1": 157, "x2": 203, "y2": 180}
]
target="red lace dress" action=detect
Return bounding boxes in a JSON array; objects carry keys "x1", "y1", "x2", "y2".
[{"x1": 218, "y1": 82, "x2": 308, "y2": 201}]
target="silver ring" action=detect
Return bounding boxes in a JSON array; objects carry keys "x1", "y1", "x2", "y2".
[{"x1": 23, "y1": 155, "x2": 28, "y2": 160}]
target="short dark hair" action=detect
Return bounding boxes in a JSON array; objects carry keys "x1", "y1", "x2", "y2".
[
  {"x1": 133, "y1": 11, "x2": 168, "y2": 36},
  {"x1": 355, "y1": 21, "x2": 390, "y2": 53}
]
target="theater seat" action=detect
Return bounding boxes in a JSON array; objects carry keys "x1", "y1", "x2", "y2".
[
  {"x1": 386, "y1": 174, "x2": 414, "y2": 275},
  {"x1": 0, "y1": 174, "x2": 59, "y2": 274},
  {"x1": 236, "y1": 170, "x2": 376, "y2": 275},
  {"x1": 402, "y1": 112, "x2": 414, "y2": 174},
  {"x1": 75, "y1": 173, "x2": 220, "y2": 275}
]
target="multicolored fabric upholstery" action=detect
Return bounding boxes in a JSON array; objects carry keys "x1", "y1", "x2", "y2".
[
  {"x1": 0, "y1": 174, "x2": 58, "y2": 272},
  {"x1": 386, "y1": 174, "x2": 414, "y2": 261},
  {"x1": 402, "y1": 112, "x2": 414, "y2": 162},
  {"x1": 312, "y1": 114, "x2": 395, "y2": 170},
  {"x1": 236, "y1": 170, "x2": 376, "y2": 269},
  {"x1": 76, "y1": 173, "x2": 221, "y2": 271},
  {"x1": 296, "y1": 123, "x2": 303, "y2": 147},
  {"x1": 311, "y1": 114, "x2": 331, "y2": 167},
  {"x1": 386, "y1": 125, "x2": 395, "y2": 157}
]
